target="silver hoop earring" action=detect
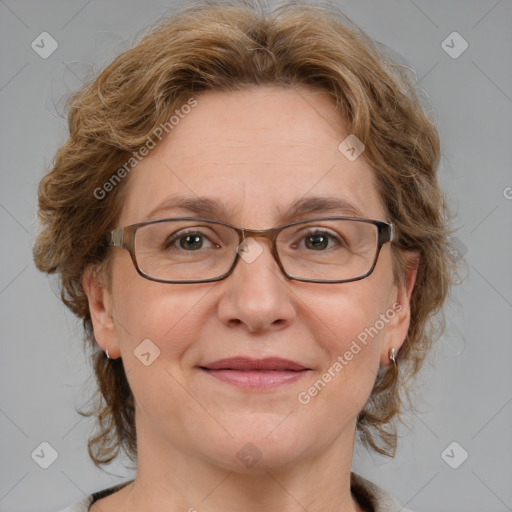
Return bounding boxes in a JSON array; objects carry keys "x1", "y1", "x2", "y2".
[
  {"x1": 389, "y1": 348, "x2": 397, "y2": 365},
  {"x1": 106, "y1": 347, "x2": 111, "y2": 359}
]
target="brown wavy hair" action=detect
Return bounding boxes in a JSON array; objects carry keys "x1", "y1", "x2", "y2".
[{"x1": 33, "y1": 0, "x2": 454, "y2": 467}]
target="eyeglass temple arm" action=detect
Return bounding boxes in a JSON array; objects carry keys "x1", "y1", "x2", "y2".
[
  {"x1": 388, "y1": 223, "x2": 395, "y2": 242},
  {"x1": 377, "y1": 222, "x2": 395, "y2": 246},
  {"x1": 105, "y1": 227, "x2": 124, "y2": 247}
]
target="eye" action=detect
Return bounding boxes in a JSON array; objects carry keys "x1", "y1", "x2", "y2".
[
  {"x1": 165, "y1": 230, "x2": 217, "y2": 251},
  {"x1": 298, "y1": 229, "x2": 344, "y2": 251},
  {"x1": 306, "y1": 232, "x2": 327, "y2": 250}
]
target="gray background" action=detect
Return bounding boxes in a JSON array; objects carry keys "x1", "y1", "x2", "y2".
[{"x1": 0, "y1": 0, "x2": 511, "y2": 511}]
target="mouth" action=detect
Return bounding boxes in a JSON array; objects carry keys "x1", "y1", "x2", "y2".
[{"x1": 199, "y1": 357, "x2": 310, "y2": 390}]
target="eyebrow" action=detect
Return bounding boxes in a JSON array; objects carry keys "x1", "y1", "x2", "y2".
[
  {"x1": 144, "y1": 195, "x2": 366, "y2": 224},
  {"x1": 281, "y1": 196, "x2": 365, "y2": 222}
]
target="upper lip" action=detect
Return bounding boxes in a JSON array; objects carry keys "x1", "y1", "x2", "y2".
[{"x1": 201, "y1": 357, "x2": 308, "y2": 371}]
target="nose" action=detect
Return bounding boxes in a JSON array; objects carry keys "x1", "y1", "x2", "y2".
[{"x1": 216, "y1": 237, "x2": 297, "y2": 333}]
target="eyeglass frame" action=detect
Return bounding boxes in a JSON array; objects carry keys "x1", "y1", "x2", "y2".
[{"x1": 104, "y1": 216, "x2": 395, "y2": 284}]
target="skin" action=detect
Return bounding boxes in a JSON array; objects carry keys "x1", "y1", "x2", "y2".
[{"x1": 84, "y1": 85, "x2": 417, "y2": 512}]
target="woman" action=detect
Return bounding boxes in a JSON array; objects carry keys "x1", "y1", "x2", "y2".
[{"x1": 34, "y1": 1, "x2": 453, "y2": 511}]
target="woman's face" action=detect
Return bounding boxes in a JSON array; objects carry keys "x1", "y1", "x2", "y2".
[{"x1": 86, "y1": 85, "x2": 413, "y2": 472}]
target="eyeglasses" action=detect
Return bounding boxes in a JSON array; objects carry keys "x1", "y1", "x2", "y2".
[{"x1": 104, "y1": 216, "x2": 394, "y2": 284}]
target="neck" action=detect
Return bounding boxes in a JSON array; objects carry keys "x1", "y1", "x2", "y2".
[{"x1": 121, "y1": 418, "x2": 365, "y2": 512}]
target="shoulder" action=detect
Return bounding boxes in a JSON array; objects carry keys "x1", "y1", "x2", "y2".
[
  {"x1": 58, "y1": 475, "x2": 409, "y2": 512},
  {"x1": 351, "y1": 472, "x2": 414, "y2": 512},
  {"x1": 57, "y1": 480, "x2": 134, "y2": 512}
]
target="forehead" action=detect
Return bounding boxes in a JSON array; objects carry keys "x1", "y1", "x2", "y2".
[{"x1": 118, "y1": 85, "x2": 386, "y2": 227}]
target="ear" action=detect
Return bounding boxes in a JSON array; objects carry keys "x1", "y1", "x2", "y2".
[
  {"x1": 82, "y1": 264, "x2": 121, "y2": 359},
  {"x1": 379, "y1": 251, "x2": 419, "y2": 367}
]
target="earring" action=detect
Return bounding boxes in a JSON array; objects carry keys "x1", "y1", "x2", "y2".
[
  {"x1": 389, "y1": 348, "x2": 397, "y2": 365},
  {"x1": 106, "y1": 346, "x2": 111, "y2": 359}
]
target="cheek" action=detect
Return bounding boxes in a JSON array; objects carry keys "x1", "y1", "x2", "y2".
[
  {"x1": 110, "y1": 253, "x2": 212, "y2": 359},
  {"x1": 318, "y1": 299, "x2": 385, "y2": 381},
  {"x1": 295, "y1": 314, "x2": 384, "y2": 426},
  {"x1": 293, "y1": 277, "x2": 394, "y2": 408},
  {"x1": 110, "y1": 277, "x2": 215, "y2": 424},
  {"x1": 295, "y1": 274, "x2": 393, "y2": 355}
]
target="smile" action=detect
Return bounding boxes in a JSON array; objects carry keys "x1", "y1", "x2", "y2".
[{"x1": 199, "y1": 357, "x2": 310, "y2": 390}]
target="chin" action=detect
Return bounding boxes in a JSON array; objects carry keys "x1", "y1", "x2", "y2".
[{"x1": 203, "y1": 418, "x2": 309, "y2": 473}]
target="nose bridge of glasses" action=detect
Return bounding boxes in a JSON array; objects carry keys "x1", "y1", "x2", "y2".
[
  {"x1": 237, "y1": 227, "x2": 280, "y2": 253},
  {"x1": 240, "y1": 227, "x2": 277, "y2": 242},
  {"x1": 230, "y1": 226, "x2": 290, "y2": 285},
  {"x1": 235, "y1": 227, "x2": 282, "y2": 268}
]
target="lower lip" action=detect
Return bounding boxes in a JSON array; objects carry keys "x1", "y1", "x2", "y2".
[{"x1": 201, "y1": 369, "x2": 308, "y2": 390}]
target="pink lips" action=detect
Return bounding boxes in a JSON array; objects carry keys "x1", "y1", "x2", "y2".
[{"x1": 200, "y1": 357, "x2": 309, "y2": 390}]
